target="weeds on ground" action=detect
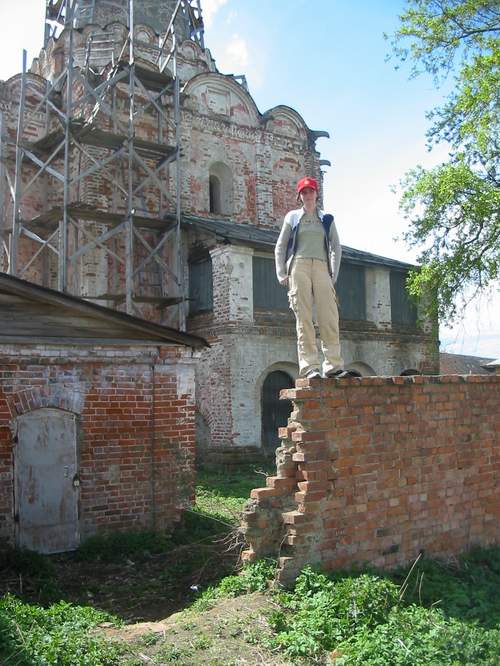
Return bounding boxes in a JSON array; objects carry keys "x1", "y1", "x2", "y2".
[
  {"x1": 0, "y1": 464, "x2": 269, "y2": 665},
  {"x1": 194, "y1": 463, "x2": 271, "y2": 524},
  {"x1": 337, "y1": 605, "x2": 500, "y2": 665},
  {"x1": 0, "y1": 546, "x2": 60, "y2": 603},
  {"x1": 4, "y1": 464, "x2": 497, "y2": 665},
  {"x1": 74, "y1": 530, "x2": 174, "y2": 563},
  {"x1": 192, "y1": 558, "x2": 277, "y2": 611},
  {"x1": 389, "y1": 545, "x2": 500, "y2": 628},
  {"x1": 268, "y1": 569, "x2": 402, "y2": 659},
  {"x1": 0, "y1": 594, "x2": 123, "y2": 665},
  {"x1": 263, "y1": 548, "x2": 500, "y2": 663}
]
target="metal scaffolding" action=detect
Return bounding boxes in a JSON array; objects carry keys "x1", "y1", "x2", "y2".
[{"x1": 4, "y1": 0, "x2": 204, "y2": 326}]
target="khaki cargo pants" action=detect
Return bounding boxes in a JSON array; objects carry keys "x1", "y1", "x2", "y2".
[{"x1": 288, "y1": 257, "x2": 343, "y2": 376}]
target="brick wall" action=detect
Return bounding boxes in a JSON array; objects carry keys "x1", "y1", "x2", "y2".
[
  {"x1": 0, "y1": 344, "x2": 196, "y2": 546},
  {"x1": 241, "y1": 375, "x2": 500, "y2": 583}
]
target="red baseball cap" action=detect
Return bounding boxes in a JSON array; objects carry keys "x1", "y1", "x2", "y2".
[{"x1": 296, "y1": 176, "x2": 319, "y2": 196}]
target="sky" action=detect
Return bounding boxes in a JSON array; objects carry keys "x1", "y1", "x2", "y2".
[{"x1": 0, "y1": 0, "x2": 498, "y2": 358}]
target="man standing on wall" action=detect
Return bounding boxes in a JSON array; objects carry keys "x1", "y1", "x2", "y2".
[{"x1": 275, "y1": 176, "x2": 352, "y2": 380}]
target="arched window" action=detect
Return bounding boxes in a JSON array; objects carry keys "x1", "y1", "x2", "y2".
[
  {"x1": 209, "y1": 174, "x2": 221, "y2": 214},
  {"x1": 208, "y1": 162, "x2": 233, "y2": 216}
]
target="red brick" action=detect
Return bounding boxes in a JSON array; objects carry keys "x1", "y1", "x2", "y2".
[{"x1": 243, "y1": 376, "x2": 500, "y2": 583}]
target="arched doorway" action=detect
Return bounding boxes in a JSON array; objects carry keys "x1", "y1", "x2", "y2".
[
  {"x1": 262, "y1": 371, "x2": 294, "y2": 453},
  {"x1": 347, "y1": 361, "x2": 376, "y2": 376}
]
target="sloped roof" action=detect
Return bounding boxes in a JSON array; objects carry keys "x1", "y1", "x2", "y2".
[
  {"x1": 439, "y1": 352, "x2": 495, "y2": 375},
  {"x1": 0, "y1": 272, "x2": 208, "y2": 349},
  {"x1": 182, "y1": 214, "x2": 416, "y2": 270}
]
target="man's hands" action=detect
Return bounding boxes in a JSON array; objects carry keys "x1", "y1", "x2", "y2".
[{"x1": 279, "y1": 276, "x2": 289, "y2": 287}]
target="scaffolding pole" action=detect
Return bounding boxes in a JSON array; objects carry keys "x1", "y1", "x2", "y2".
[
  {"x1": 60, "y1": 4, "x2": 75, "y2": 292},
  {"x1": 7, "y1": 0, "x2": 204, "y2": 327},
  {"x1": 173, "y1": 28, "x2": 185, "y2": 330},
  {"x1": 0, "y1": 111, "x2": 6, "y2": 271},
  {"x1": 126, "y1": 0, "x2": 135, "y2": 315},
  {"x1": 10, "y1": 49, "x2": 28, "y2": 278}
]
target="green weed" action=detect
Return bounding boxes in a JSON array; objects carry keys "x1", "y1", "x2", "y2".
[
  {"x1": 192, "y1": 559, "x2": 276, "y2": 611},
  {"x1": 0, "y1": 546, "x2": 60, "y2": 601},
  {"x1": 155, "y1": 642, "x2": 190, "y2": 662},
  {"x1": 192, "y1": 633, "x2": 212, "y2": 649},
  {"x1": 269, "y1": 568, "x2": 401, "y2": 657},
  {"x1": 266, "y1": 552, "x2": 500, "y2": 662},
  {"x1": 194, "y1": 465, "x2": 270, "y2": 525},
  {"x1": 336, "y1": 605, "x2": 500, "y2": 665},
  {"x1": 0, "y1": 546, "x2": 54, "y2": 578},
  {"x1": 0, "y1": 594, "x2": 122, "y2": 665},
  {"x1": 391, "y1": 545, "x2": 500, "y2": 628}
]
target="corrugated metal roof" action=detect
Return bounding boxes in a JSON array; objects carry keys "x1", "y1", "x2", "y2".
[{"x1": 182, "y1": 214, "x2": 417, "y2": 270}]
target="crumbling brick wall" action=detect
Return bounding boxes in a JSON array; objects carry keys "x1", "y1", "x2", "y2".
[
  {"x1": 0, "y1": 344, "x2": 196, "y2": 546},
  {"x1": 241, "y1": 375, "x2": 500, "y2": 583}
]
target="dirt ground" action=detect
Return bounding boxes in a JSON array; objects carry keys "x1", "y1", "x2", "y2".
[
  {"x1": 0, "y1": 536, "x2": 241, "y2": 623},
  {"x1": 103, "y1": 592, "x2": 294, "y2": 666}
]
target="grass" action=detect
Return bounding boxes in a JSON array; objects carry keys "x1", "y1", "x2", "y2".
[
  {"x1": 389, "y1": 545, "x2": 500, "y2": 628},
  {"x1": 194, "y1": 463, "x2": 271, "y2": 524},
  {"x1": 0, "y1": 594, "x2": 124, "y2": 665},
  {"x1": 267, "y1": 556, "x2": 500, "y2": 663},
  {"x1": 0, "y1": 464, "x2": 270, "y2": 664},
  {"x1": 1, "y1": 464, "x2": 499, "y2": 665}
]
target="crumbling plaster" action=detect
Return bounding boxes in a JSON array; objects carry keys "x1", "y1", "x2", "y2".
[{"x1": 0, "y1": 3, "x2": 439, "y2": 455}]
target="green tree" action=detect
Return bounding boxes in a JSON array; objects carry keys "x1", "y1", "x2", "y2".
[{"x1": 388, "y1": 0, "x2": 499, "y2": 322}]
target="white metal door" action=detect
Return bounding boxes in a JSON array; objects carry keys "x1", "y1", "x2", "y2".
[{"x1": 15, "y1": 408, "x2": 80, "y2": 553}]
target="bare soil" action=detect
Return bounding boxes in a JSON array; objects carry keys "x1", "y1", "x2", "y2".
[
  {"x1": 0, "y1": 536, "x2": 240, "y2": 622},
  {"x1": 103, "y1": 592, "x2": 293, "y2": 666}
]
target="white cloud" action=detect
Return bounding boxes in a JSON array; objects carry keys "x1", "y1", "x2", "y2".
[
  {"x1": 440, "y1": 289, "x2": 500, "y2": 358},
  {"x1": 203, "y1": 0, "x2": 229, "y2": 28},
  {"x1": 223, "y1": 33, "x2": 249, "y2": 70},
  {"x1": 0, "y1": 0, "x2": 45, "y2": 81},
  {"x1": 213, "y1": 33, "x2": 265, "y2": 88}
]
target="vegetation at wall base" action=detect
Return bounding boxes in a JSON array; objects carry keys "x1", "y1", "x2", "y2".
[
  {"x1": 265, "y1": 551, "x2": 500, "y2": 664},
  {"x1": 1, "y1": 463, "x2": 498, "y2": 664},
  {"x1": 0, "y1": 464, "x2": 268, "y2": 664}
]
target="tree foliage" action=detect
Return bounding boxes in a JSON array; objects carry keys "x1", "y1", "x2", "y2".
[{"x1": 388, "y1": 0, "x2": 499, "y2": 322}]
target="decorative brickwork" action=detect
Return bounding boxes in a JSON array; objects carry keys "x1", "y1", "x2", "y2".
[
  {"x1": 0, "y1": 344, "x2": 196, "y2": 546},
  {"x1": 241, "y1": 375, "x2": 500, "y2": 583}
]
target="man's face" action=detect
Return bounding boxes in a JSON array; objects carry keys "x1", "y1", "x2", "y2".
[{"x1": 300, "y1": 187, "x2": 317, "y2": 206}]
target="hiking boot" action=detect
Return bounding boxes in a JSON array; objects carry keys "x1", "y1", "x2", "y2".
[{"x1": 325, "y1": 369, "x2": 358, "y2": 379}]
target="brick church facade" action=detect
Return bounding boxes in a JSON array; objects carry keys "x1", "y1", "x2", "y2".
[{"x1": 0, "y1": 0, "x2": 439, "y2": 464}]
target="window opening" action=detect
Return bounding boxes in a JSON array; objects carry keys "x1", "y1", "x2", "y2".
[{"x1": 209, "y1": 175, "x2": 221, "y2": 214}]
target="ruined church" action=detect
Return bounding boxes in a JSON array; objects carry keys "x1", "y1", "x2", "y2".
[{"x1": 0, "y1": 0, "x2": 439, "y2": 464}]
